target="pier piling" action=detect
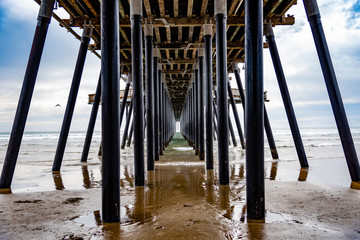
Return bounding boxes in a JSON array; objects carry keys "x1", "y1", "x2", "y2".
[
  {"x1": 0, "y1": 0, "x2": 56, "y2": 192},
  {"x1": 100, "y1": 0, "x2": 120, "y2": 222},
  {"x1": 120, "y1": 75, "x2": 132, "y2": 127},
  {"x1": 264, "y1": 24, "x2": 309, "y2": 175},
  {"x1": 145, "y1": 24, "x2": 155, "y2": 171},
  {"x1": 198, "y1": 52, "x2": 205, "y2": 161},
  {"x1": 204, "y1": 24, "x2": 214, "y2": 169},
  {"x1": 159, "y1": 69, "x2": 164, "y2": 155},
  {"x1": 154, "y1": 49, "x2": 159, "y2": 161},
  {"x1": 121, "y1": 99, "x2": 134, "y2": 149},
  {"x1": 303, "y1": 0, "x2": 360, "y2": 186},
  {"x1": 131, "y1": 0, "x2": 145, "y2": 186},
  {"x1": 215, "y1": 0, "x2": 229, "y2": 185},
  {"x1": 245, "y1": 0, "x2": 265, "y2": 222},
  {"x1": 228, "y1": 81, "x2": 245, "y2": 149},
  {"x1": 81, "y1": 74, "x2": 101, "y2": 162},
  {"x1": 53, "y1": 25, "x2": 93, "y2": 172}
]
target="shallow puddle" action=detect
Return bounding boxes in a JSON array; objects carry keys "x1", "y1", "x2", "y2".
[{"x1": 73, "y1": 133, "x2": 299, "y2": 239}]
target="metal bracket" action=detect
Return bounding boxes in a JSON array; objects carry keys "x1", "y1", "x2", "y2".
[{"x1": 154, "y1": 18, "x2": 174, "y2": 28}]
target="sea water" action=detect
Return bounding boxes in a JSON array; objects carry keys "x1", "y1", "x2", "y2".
[{"x1": 0, "y1": 128, "x2": 359, "y2": 193}]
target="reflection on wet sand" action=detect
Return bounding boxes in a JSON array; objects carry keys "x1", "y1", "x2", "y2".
[
  {"x1": 219, "y1": 185, "x2": 232, "y2": 219},
  {"x1": 82, "y1": 164, "x2": 91, "y2": 189},
  {"x1": 100, "y1": 222, "x2": 121, "y2": 240},
  {"x1": 205, "y1": 170, "x2": 215, "y2": 204},
  {"x1": 246, "y1": 222, "x2": 265, "y2": 240},
  {"x1": 123, "y1": 165, "x2": 134, "y2": 187},
  {"x1": 78, "y1": 134, "x2": 247, "y2": 238},
  {"x1": 298, "y1": 167, "x2": 309, "y2": 181},
  {"x1": 239, "y1": 163, "x2": 244, "y2": 179},
  {"x1": 52, "y1": 172, "x2": 64, "y2": 190},
  {"x1": 132, "y1": 187, "x2": 147, "y2": 223},
  {"x1": 270, "y1": 161, "x2": 278, "y2": 180}
]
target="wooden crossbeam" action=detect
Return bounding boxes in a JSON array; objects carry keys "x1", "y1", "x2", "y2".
[
  {"x1": 228, "y1": 0, "x2": 240, "y2": 16},
  {"x1": 200, "y1": 0, "x2": 209, "y2": 17},
  {"x1": 278, "y1": 0, "x2": 297, "y2": 17},
  {"x1": 69, "y1": 0, "x2": 89, "y2": 18},
  {"x1": 178, "y1": 27, "x2": 182, "y2": 42},
  {"x1": 119, "y1": 1, "x2": 126, "y2": 18},
  {"x1": 115, "y1": 42, "x2": 267, "y2": 51},
  {"x1": 264, "y1": 0, "x2": 284, "y2": 17},
  {"x1": 229, "y1": 26, "x2": 241, "y2": 42},
  {"x1": 144, "y1": 0, "x2": 152, "y2": 17},
  {"x1": 83, "y1": 0, "x2": 97, "y2": 16},
  {"x1": 62, "y1": 16, "x2": 295, "y2": 28},
  {"x1": 187, "y1": 0, "x2": 194, "y2": 18},
  {"x1": 174, "y1": 0, "x2": 179, "y2": 18},
  {"x1": 120, "y1": 28, "x2": 130, "y2": 45},
  {"x1": 159, "y1": 0, "x2": 165, "y2": 17}
]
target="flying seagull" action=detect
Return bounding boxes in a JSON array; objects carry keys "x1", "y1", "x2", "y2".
[{"x1": 55, "y1": 104, "x2": 61, "y2": 107}]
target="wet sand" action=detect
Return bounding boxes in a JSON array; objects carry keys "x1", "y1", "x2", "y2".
[{"x1": 0, "y1": 134, "x2": 360, "y2": 239}]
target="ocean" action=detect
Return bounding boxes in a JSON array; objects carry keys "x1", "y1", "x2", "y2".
[{"x1": 0, "y1": 127, "x2": 359, "y2": 193}]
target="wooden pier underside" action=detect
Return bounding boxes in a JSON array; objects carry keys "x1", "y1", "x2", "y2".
[{"x1": 47, "y1": 0, "x2": 296, "y2": 117}]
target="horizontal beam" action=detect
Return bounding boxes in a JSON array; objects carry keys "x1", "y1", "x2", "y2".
[
  {"x1": 62, "y1": 16, "x2": 294, "y2": 28},
  {"x1": 92, "y1": 42, "x2": 267, "y2": 51}
]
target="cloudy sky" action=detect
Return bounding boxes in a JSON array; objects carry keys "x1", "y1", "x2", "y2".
[{"x1": 0, "y1": 0, "x2": 359, "y2": 133}]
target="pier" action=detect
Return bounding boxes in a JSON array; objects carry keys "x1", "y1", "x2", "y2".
[{"x1": 0, "y1": 0, "x2": 360, "y2": 239}]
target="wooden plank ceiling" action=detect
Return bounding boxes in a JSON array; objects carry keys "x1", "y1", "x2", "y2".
[{"x1": 55, "y1": 0, "x2": 296, "y2": 118}]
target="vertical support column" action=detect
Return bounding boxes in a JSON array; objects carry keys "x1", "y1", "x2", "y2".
[
  {"x1": 53, "y1": 26, "x2": 93, "y2": 172},
  {"x1": 159, "y1": 68, "x2": 163, "y2": 155},
  {"x1": 120, "y1": 74, "x2": 132, "y2": 126},
  {"x1": 127, "y1": 121, "x2": 134, "y2": 147},
  {"x1": 204, "y1": 24, "x2": 213, "y2": 170},
  {"x1": 228, "y1": 112, "x2": 238, "y2": 147},
  {"x1": 131, "y1": 0, "x2": 145, "y2": 186},
  {"x1": 213, "y1": 100, "x2": 219, "y2": 141},
  {"x1": 121, "y1": 100, "x2": 133, "y2": 149},
  {"x1": 145, "y1": 24, "x2": 155, "y2": 171},
  {"x1": 264, "y1": 105, "x2": 279, "y2": 159},
  {"x1": 101, "y1": 0, "x2": 120, "y2": 222},
  {"x1": 303, "y1": 0, "x2": 360, "y2": 188},
  {"x1": 153, "y1": 49, "x2": 159, "y2": 161},
  {"x1": 194, "y1": 67, "x2": 200, "y2": 155},
  {"x1": 228, "y1": 81, "x2": 245, "y2": 149},
  {"x1": 162, "y1": 81, "x2": 166, "y2": 150},
  {"x1": 81, "y1": 73, "x2": 101, "y2": 162},
  {"x1": 233, "y1": 63, "x2": 278, "y2": 159},
  {"x1": 198, "y1": 49, "x2": 205, "y2": 160},
  {"x1": 232, "y1": 63, "x2": 246, "y2": 110},
  {"x1": 190, "y1": 86, "x2": 194, "y2": 147},
  {"x1": 245, "y1": 0, "x2": 265, "y2": 222},
  {"x1": 215, "y1": 1, "x2": 229, "y2": 185},
  {"x1": 0, "y1": 0, "x2": 56, "y2": 192},
  {"x1": 264, "y1": 24, "x2": 309, "y2": 177}
]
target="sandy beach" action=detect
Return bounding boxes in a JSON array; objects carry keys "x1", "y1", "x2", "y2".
[{"x1": 0, "y1": 131, "x2": 359, "y2": 239}]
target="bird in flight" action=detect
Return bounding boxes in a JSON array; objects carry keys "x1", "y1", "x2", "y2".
[{"x1": 55, "y1": 104, "x2": 61, "y2": 107}]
